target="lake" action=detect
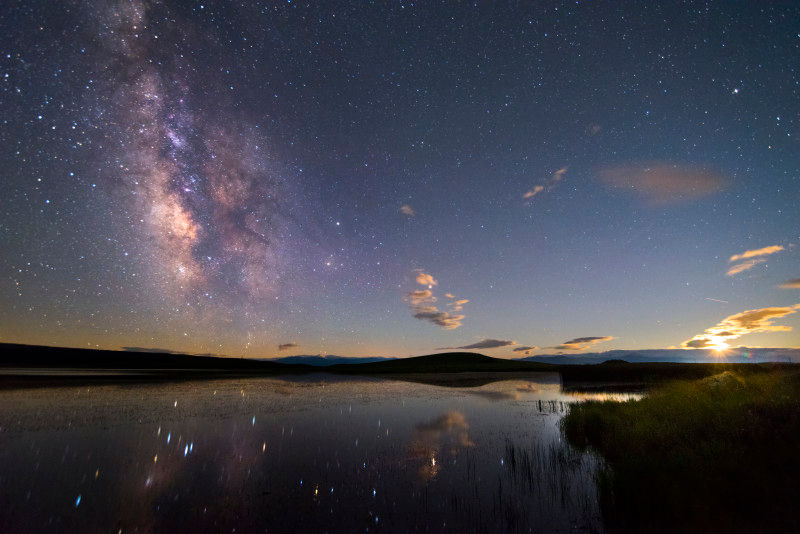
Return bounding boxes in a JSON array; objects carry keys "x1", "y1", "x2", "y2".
[{"x1": 0, "y1": 373, "x2": 638, "y2": 533}]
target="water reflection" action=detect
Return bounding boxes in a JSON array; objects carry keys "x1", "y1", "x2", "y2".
[
  {"x1": 409, "y1": 411, "x2": 474, "y2": 482},
  {"x1": 0, "y1": 373, "x2": 637, "y2": 532}
]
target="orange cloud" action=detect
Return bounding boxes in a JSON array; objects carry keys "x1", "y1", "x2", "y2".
[
  {"x1": 401, "y1": 204, "x2": 415, "y2": 216},
  {"x1": 407, "y1": 289, "x2": 435, "y2": 306},
  {"x1": 415, "y1": 271, "x2": 437, "y2": 287},
  {"x1": 554, "y1": 336, "x2": 614, "y2": 351},
  {"x1": 599, "y1": 162, "x2": 723, "y2": 204},
  {"x1": 729, "y1": 245, "x2": 784, "y2": 262},
  {"x1": 726, "y1": 258, "x2": 767, "y2": 276},
  {"x1": 682, "y1": 304, "x2": 800, "y2": 349},
  {"x1": 438, "y1": 339, "x2": 516, "y2": 350},
  {"x1": 523, "y1": 167, "x2": 567, "y2": 203},
  {"x1": 523, "y1": 185, "x2": 544, "y2": 199},
  {"x1": 780, "y1": 279, "x2": 800, "y2": 289},
  {"x1": 405, "y1": 273, "x2": 465, "y2": 329}
]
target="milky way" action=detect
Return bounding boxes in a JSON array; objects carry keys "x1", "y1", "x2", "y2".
[{"x1": 97, "y1": 2, "x2": 312, "y2": 304}]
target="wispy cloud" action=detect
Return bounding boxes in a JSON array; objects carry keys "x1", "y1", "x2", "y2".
[
  {"x1": 705, "y1": 297, "x2": 729, "y2": 304},
  {"x1": 779, "y1": 279, "x2": 800, "y2": 289},
  {"x1": 450, "y1": 298, "x2": 469, "y2": 311},
  {"x1": 439, "y1": 338, "x2": 516, "y2": 350},
  {"x1": 554, "y1": 336, "x2": 614, "y2": 351},
  {"x1": 726, "y1": 245, "x2": 784, "y2": 277},
  {"x1": 729, "y1": 245, "x2": 784, "y2": 262},
  {"x1": 682, "y1": 304, "x2": 800, "y2": 349},
  {"x1": 523, "y1": 167, "x2": 567, "y2": 202},
  {"x1": 278, "y1": 342, "x2": 298, "y2": 351},
  {"x1": 726, "y1": 258, "x2": 767, "y2": 276},
  {"x1": 512, "y1": 345, "x2": 538, "y2": 356},
  {"x1": 408, "y1": 289, "x2": 435, "y2": 306},
  {"x1": 598, "y1": 162, "x2": 723, "y2": 204},
  {"x1": 401, "y1": 204, "x2": 415, "y2": 217},
  {"x1": 523, "y1": 185, "x2": 544, "y2": 199}
]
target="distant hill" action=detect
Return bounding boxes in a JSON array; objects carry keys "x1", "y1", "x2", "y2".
[
  {"x1": 0, "y1": 343, "x2": 300, "y2": 372},
  {"x1": 522, "y1": 348, "x2": 800, "y2": 365},
  {"x1": 268, "y1": 355, "x2": 394, "y2": 366},
  {"x1": 329, "y1": 351, "x2": 555, "y2": 374}
]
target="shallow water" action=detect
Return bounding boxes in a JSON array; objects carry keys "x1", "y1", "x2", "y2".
[{"x1": 0, "y1": 373, "x2": 638, "y2": 533}]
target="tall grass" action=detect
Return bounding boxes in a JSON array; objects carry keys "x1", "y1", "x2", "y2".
[{"x1": 563, "y1": 371, "x2": 800, "y2": 532}]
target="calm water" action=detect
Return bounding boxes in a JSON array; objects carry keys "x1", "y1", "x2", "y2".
[{"x1": 0, "y1": 374, "x2": 638, "y2": 533}]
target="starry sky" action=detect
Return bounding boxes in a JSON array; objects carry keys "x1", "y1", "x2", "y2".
[{"x1": 1, "y1": 1, "x2": 799, "y2": 358}]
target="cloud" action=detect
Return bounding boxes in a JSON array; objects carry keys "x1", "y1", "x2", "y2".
[
  {"x1": 729, "y1": 245, "x2": 784, "y2": 262},
  {"x1": 415, "y1": 271, "x2": 437, "y2": 287},
  {"x1": 726, "y1": 245, "x2": 784, "y2": 277},
  {"x1": 401, "y1": 204, "x2": 415, "y2": 216},
  {"x1": 407, "y1": 289, "x2": 435, "y2": 306},
  {"x1": 413, "y1": 309, "x2": 465, "y2": 330},
  {"x1": 726, "y1": 258, "x2": 767, "y2": 276},
  {"x1": 554, "y1": 336, "x2": 614, "y2": 351},
  {"x1": 682, "y1": 304, "x2": 800, "y2": 349},
  {"x1": 523, "y1": 185, "x2": 544, "y2": 199},
  {"x1": 780, "y1": 279, "x2": 800, "y2": 289},
  {"x1": 598, "y1": 162, "x2": 723, "y2": 204},
  {"x1": 278, "y1": 342, "x2": 298, "y2": 351},
  {"x1": 512, "y1": 345, "x2": 538, "y2": 356},
  {"x1": 450, "y1": 299, "x2": 469, "y2": 311},
  {"x1": 523, "y1": 167, "x2": 567, "y2": 203},
  {"x1": 439, "y1": 338, "x2": 516, "y2": 350},
  {"x1": 405, "y1": 271, "x2": 466, "y2": 329}
]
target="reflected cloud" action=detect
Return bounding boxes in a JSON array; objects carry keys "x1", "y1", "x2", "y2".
[
  {"x1": 463, "y1": 390, "x2": 519, "y2": 401},
  {"x1": 409, "y1": 411, "x2": 474, "y2": 481}
]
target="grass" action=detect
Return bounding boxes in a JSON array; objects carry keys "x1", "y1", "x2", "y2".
[{"x1": 562, "y1": 370, "x2": 800, "y2": 532}]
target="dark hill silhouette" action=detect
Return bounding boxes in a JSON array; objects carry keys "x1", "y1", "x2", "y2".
[
  {"x1": 1, "y1": 343, "x2": 796, "y2": 390},
  {"x1": 328, "y1": 352, "x2": 555, "y2": 373},
  {"x1": 0, "y1": 343, "x2": 300, "y2": 371},
  {"x1": 268, "y1": 355, "x2": 392, "y2": 366}
]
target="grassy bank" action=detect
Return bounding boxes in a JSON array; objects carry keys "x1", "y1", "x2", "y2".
[{"x1": 563, "y1": 370, "x2": 800, "y2": 532}]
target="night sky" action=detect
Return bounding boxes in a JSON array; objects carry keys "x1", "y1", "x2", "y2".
[{"x1": 1, "y1": 1, "x2": 799, "y2": 358}]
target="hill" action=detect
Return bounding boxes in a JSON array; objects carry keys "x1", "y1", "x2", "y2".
[
  {"x1": 328, "y1": 352, "x2": 555, "y2": 374},
  {"x1": 268, "y1": 355, "x2": 393, "y2": 366}
]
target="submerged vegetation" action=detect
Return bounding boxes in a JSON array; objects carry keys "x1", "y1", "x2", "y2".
[{"x1": 563, "y1": 370, "x2": 800, "y2": 532}]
